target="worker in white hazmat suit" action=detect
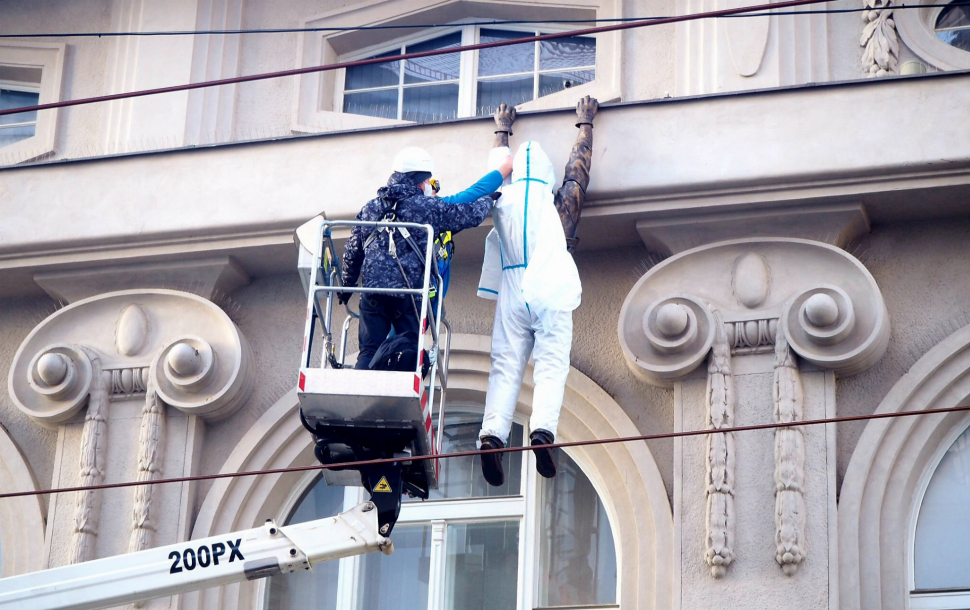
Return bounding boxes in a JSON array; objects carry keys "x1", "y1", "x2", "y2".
[{"x1": 477, "y1": 141, "x2": 582, "y2": 487}]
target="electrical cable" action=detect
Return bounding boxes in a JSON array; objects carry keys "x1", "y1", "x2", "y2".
[
  {"x1": 0, "y1": 2, "x2": 964, "y2": 38},
  {"x1": 0, "y1": 0, "x2": 836, "y2": 119},
  {"x1": 2, "y1": 401, "x2": 969, "y2": 500}
]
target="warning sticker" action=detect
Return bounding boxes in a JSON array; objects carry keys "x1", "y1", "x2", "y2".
[{"x1": 373, "y1": 477, "x2": 393, "y2": 493}]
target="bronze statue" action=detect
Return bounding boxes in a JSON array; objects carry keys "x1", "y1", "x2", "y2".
[{"x1": 491, "y1": 96, "x2": 599, "y2": 252}]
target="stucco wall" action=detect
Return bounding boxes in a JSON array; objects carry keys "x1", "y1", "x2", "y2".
[
  {"x1": 835, "y1": 217, "x2": 970, "y2": 490},
  {"x1": 0, "y1": 0, "x2": 112, "y2": 160},
  {"x1": 0, "y1": 295, "x2": 60, "y2": 495}
]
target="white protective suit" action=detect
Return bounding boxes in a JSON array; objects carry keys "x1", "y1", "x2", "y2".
[{"x1": 478, "y1": 142, "x2": 582, "y2": 442}]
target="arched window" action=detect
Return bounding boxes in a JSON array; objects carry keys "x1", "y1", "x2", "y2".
[
  {"x1": 935, "y1": 2, "x2": 970, "y2": 52},
  {"x1": 339, "y1": 25, "x2": 596, "y2": 122},
  {"x1": 267, "y1": 407, "x2": 617, "y2": 610},
  {"x1": 912, "y1": 424, "x2": 970, "y2": 607}
]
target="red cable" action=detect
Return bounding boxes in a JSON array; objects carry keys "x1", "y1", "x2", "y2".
[
  {"x1": 0, "y1": 0, "x2": 834, "y2": 118},
  {"x1": 2, "y1": 402, "x2": 968, "y2": 500}
]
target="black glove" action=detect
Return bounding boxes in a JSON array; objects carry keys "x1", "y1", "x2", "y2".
[
  {"x1": 337, "y1": 292, "x2": 353, "y2": 305},
  {"x1": 486, "y1": 192, "x2": 502, "y2": 201}
]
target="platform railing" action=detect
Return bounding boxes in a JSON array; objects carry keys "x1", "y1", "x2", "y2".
[{"x1": 299, "y1": 219, "x2": 450, "y2": 473}]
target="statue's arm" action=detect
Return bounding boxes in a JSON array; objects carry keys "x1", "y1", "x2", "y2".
[
  {"x1": 492, "y1": 103, "x2": 516, "y2": 149},
  {"x1": 555, "y1": 95, "x2": 599, "y2": 252}
]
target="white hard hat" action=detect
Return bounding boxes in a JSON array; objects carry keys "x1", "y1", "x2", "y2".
[{"x1": 391, "y1": 147, "x2": 434, "y2": 174}]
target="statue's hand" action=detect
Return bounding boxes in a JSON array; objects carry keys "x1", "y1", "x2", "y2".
[
  {"x1": 576, "y1": 95, "x2": 599, "y2": 126},
  {"x1": 494, "y1": 103, "x2": 517, "y2": 133}
]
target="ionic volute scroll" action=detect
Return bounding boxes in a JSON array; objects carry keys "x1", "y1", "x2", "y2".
[{"x1": 8, "y1": 290, "x2": 255, "y2": 566}]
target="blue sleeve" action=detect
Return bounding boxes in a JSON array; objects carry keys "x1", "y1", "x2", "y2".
[{"x1": 439, "y1": 170, "x2": 504, "y2": 204}]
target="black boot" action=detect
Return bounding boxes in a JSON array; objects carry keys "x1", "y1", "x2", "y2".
[
  {"x1": 530, "y1": 429, "x2": 557, "y2": 479},
  {"x1": 479, "y1": 436, "x2": 505, "y2": 487}
]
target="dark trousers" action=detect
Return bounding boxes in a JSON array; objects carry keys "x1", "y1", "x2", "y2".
[{"x1": 356, "y1": 294, "x2": 420, "y2": 369}]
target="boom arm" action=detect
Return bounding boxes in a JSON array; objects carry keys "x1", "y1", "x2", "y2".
[{"x1": 0, "y1": 502, "x2": 392, "y2": 610}]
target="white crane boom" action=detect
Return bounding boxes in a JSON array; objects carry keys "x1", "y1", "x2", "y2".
[{"x1": 0, "y1": 502, "x2": 392, "y2": 610}]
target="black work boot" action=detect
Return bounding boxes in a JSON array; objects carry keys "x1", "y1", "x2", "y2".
[
  {"x1": 479, "y1": 436, "x2": 505, "y2": 487},
  {"x1": 530, "y1": 429, "x2": 557, "y2": 479}
]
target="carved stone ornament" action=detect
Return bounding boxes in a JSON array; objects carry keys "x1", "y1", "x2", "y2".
[
  {"x1": 619, "y1": 238, "x2": 890, "y2": 387},
  {"x1": 8, "y1": 289, "x2": 254, "y2": 427}
]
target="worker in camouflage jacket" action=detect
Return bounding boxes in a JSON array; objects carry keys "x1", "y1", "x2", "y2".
[{"x1": 339, "y1": 147, "x2": 499, "y2": 370}]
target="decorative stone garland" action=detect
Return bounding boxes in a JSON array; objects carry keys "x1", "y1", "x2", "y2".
[
  {"x1": 773, "y1": 329, "x2": 806, "y2": 575},
  {"x1": 705, "y1": 314, "x2": 736, "y2": 578},
  {"x1": 68, "y1": 350, "x2": 109, "y2": 564}
]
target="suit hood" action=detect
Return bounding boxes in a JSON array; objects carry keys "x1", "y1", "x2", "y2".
[{"x1": 511, "y1": 141, "x2": 556, "y2": 192}]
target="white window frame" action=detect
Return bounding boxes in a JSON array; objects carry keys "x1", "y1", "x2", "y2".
[
  {"x1": 334, "y1": 21, "x2": 596, "y2": 123},
  {"x1": 0, "y1": 41, "x2": 65, "y2": 164},
  {"x1": 268, "y1": 404, "x2": 619, "y2": 610},
  {"x1": 908, "y1": 418, "x2": 970, "y2": 609}
]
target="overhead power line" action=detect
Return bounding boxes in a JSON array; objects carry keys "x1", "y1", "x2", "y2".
[
  {"x1": 0, "y1": 0, "x2": 835, "y2": 119},
  {"x1": 2, "y1": 402, "x2": 969, "y2": 500},
  {"x1": 0, "y1": 2, "x2": 963, "y2": 38}
]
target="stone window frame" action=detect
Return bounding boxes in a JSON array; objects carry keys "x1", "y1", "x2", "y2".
[
  {"x1": 290, "y1": 0, "x2": 621, "y2": 134},
  {"x1": 0, "y1": 41, "x2": 65, "y2": 164},
  {"x1": 896, "y1": 0, "x2": 970, "y2": 71},
  {"x1": 839, "y1": 322, "x2": 970, "y2": 610}
]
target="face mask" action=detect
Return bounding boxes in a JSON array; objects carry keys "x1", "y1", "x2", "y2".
[{"x1": 424, "y1": 183, "x2": 434, "y2": 197}]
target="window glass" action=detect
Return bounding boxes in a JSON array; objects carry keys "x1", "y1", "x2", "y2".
[
  {"x1": 402, "y1": 83, "x2": 459, "y2": 122},
  {"x1": 405, "y1": 33, "x2": 462, "y2": 84},
  {"x1": 914, "y1": 425, "x2": 970, "y2": 590},
  {"x1": 538, "y1": 453, "x2": 617, "y2": 607},
  {"x1": 358, "y1": 525, "x2": 432, "y2": 610},
  {"x1": 344, "y1": 50, "x2": 401, "y2": 91},
  {"x1": 538, "y1": 70, "x2": 595, "y2": 98},
  {"x1": 342, "y1": 88, "x2": 398, "y2": 120},
  {"x1": 539, "y1": 36, "x2": 596, "y2": 71},
  {"x1": 935, "y1": 3, "x2": 970, "y2": 52},
  {"x1": 478, "y1": 29, "x2": 536, "y2": 76},
  {"x1": 477, "y1": 76, "x2": 534, "y2": 116},
  {"x1": 407, "y1": 411, "x2": 523, "y2": 502},
  {"x1": 443, "y1": 522, "x2": 520, "y2": 610},
  {"x1": 0, "y1": 89, "x2": 39, "y2": 147}
]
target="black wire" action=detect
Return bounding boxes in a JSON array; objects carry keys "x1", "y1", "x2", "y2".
[{"x1": 0, "y1": 2, "x2": 964, "y2": 39}]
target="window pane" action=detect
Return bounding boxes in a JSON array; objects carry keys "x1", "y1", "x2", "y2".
[
  {"x1": 406, "y1": 412, "x2": 523, "y2": 502},
  {"x1": 267, "y1": 478, "x2": 347, "y2": 610},
  {"x1": 405, "y1": 32, "x2": 462, "y2": 84},
  {"x1": 936, "y1": 3, "x2": 970, "y2": 30},
  {"x1": 0, "y1": 89, "x2": 39, "y2": 126},
  {"x1": 444, "y1": 522, "x2": 519, "y2": 610},
  {"x1": 538, "y1": 70, "x2": 595, "y2": 98},
  {"x1": 937, "y1": 28, "x2": 970, "y2": 52},
  {"x1": 358, "y1": 525, "x2": 432, "y2": 610},
  {"x1": 402, "y1": 84, "x2": 459, "y2": 122},
  {"x1": 478, "y1": 29, "x2": 535, "y2": 77},
  {"x1": 915, "y1": 426, "x2": 970, "y2": 590},
  {"x1": 345, "y1": 50, "x2": 400, "y2": 91},
  {"x1": 538, "y1": 452, "x2": 617, "y2": 607},
  {"x1": 539, "y1": 36, "x2": 596, "y2": 71},
  {"x1": 476, "y1": 76, "x2": 533, "y2": 117},
  {"x1": 343, "y1": 89, "x2": 399, "y2": 120}
]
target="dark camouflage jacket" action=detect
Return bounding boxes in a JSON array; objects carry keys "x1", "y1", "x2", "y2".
[{"x1": 341, "y1": 172, "x2": 493, "y2": 296}]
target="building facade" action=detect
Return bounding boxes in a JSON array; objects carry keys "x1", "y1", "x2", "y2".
[{"x1": 1, "y1": 1, "x2": 970, "y2": 609}]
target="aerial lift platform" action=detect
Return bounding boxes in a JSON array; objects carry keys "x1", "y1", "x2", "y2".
[{"x1": 296, "y1": 216, "x2": 450, "y2": 536}]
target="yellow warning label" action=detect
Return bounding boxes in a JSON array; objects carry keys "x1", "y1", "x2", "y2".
[{"x1": 373, "y1": 477, "x2": 393, "y2": 493}]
